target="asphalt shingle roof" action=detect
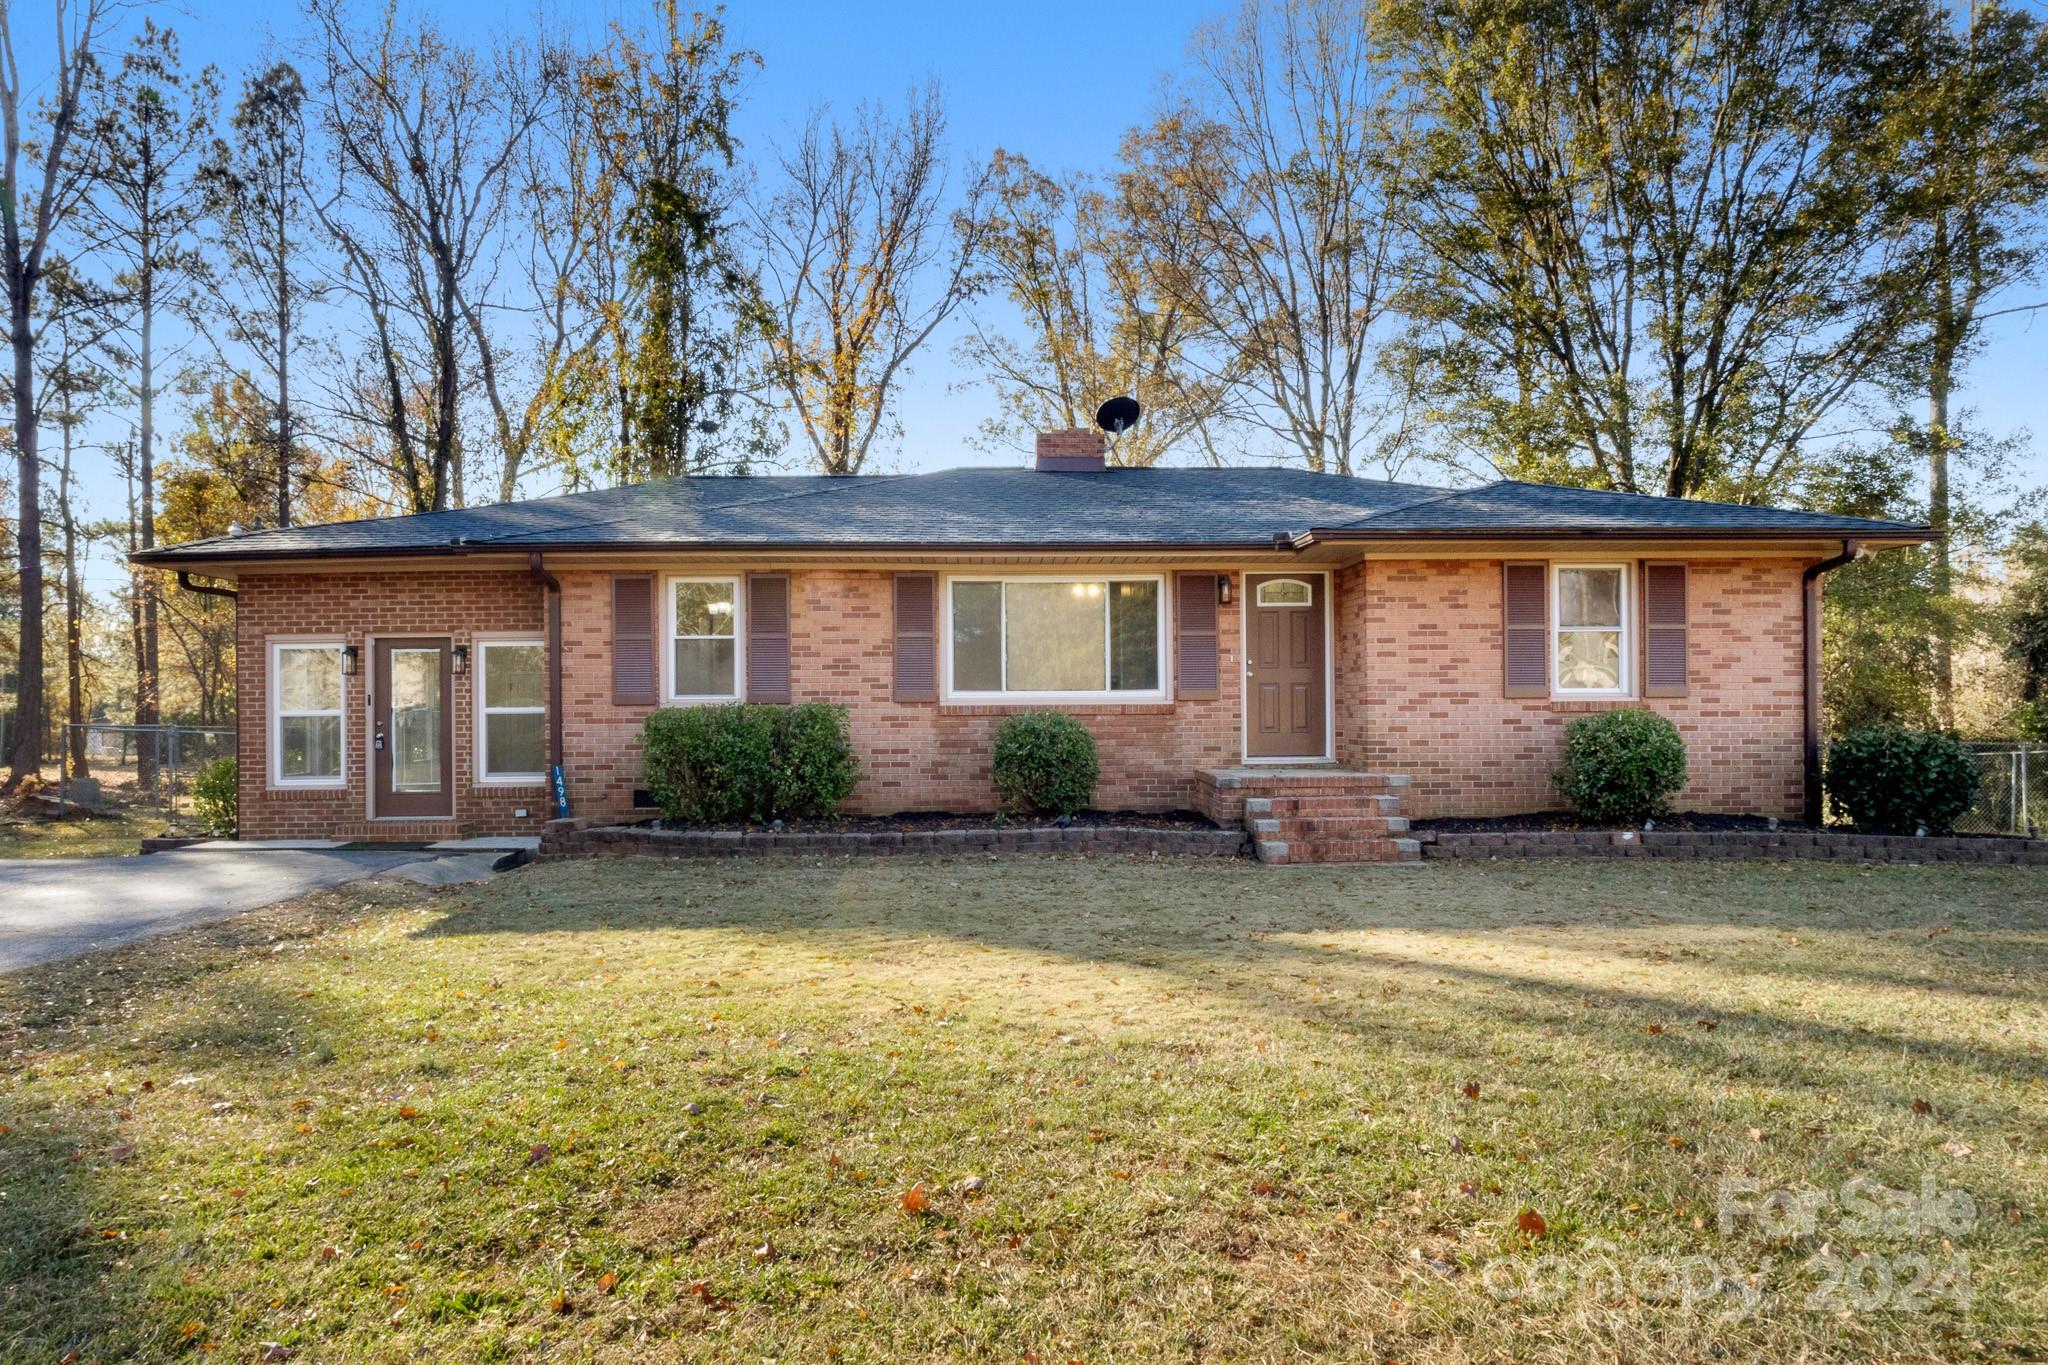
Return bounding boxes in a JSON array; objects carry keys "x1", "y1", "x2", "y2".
[{"x1": 134, "y1": 466, "x2": 1924, "y2": 565}]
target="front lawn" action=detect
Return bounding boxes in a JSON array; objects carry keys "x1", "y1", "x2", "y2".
[{"x1": 2, "y1": 856, "x2": 2043, "y2": 1361}]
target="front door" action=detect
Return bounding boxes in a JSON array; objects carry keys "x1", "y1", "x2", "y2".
[
  {"x1": 373, "y1": 638, "x2": 453, "y2": 819},
  {"x1": 1244, "y1": 574, "x2": 1327, "y2": 759}
]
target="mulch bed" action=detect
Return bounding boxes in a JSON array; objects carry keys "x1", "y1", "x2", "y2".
[
  {"x1": 1414, "y1": 810, "x2": 1807, "y2": 835},
  {"x1": 623, "y1": 809, "x2": 1223, "y2": 835}
]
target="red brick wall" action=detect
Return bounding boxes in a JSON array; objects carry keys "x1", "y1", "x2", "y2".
[
  {"x1": 1334, "y1": 557, "x2": 1806, "y2": 819},
  {"x1": 556, "y1": 568, "x2": 1245, "y2": 819},
  {"x1": 235, "y1": 556, "x2": 1809, "y2": 834},
  {"x1": 235, "y1": 571, "x2": 550, "y2": 840}
]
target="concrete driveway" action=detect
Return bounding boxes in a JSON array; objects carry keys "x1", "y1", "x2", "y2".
[{"x1": 0, "y1": 847, "x2": 507, "y2": 973}]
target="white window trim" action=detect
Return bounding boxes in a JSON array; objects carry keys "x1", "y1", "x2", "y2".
[
  {"x1": 473, "y1": 635, "x2": 547, "y2": 785},
  {"x1": 661, "y1": 574, "x2": 745, "y2": 704},
  {"x1": 268, "y1": 638, "x2": 347, "y2": 789},
  {"x1": 1551, "y1": 562, "x2": 1633, "y2": 699},
  {"x1": 939, "y1": 572, "x2": 1171, "y2": 704}
]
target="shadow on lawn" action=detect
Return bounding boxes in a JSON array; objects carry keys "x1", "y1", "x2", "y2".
[
  {"x1": 0, "y1": 898, "x2": 366, "y2": 1358},
  {"x1": 413, "y1": 857, "x2": 2048, "y2": 1127}
]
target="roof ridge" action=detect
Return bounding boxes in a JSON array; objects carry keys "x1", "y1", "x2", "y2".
[{"x1": 1322, "y1": 481, "x2": 1494, "y2": 530}]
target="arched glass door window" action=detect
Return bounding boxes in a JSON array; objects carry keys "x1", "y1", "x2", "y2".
[{"x1": 1256, "y1": 578, "x2": 1313, "y2": 607}]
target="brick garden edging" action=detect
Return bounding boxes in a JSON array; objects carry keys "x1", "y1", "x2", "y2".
[
  {"x1": 540, "y1": 819, "x2": 1249, "y2": 861},
  {"x1": 1418, "y1": 828, "x2": 2048, "y2": 865}
]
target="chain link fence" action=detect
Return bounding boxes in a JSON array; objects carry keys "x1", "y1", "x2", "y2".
[
  {"x1": 54, "y1": 724, "x2": 236, "y2": 826},
  {"x1": 1957, "y1": 741, "x2": 2045, "y2": 837}
]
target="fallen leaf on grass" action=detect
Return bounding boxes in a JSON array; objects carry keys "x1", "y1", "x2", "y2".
[
  {"x1": 527, "y1": 1143, "x2": 552, "y2": 1166},
  {"x1": 1912, "y1": 1099, "x2": 1933, "y2": 1116},
  {"x1": 1516, "y1": 1209, "x2": 1548, "y2": 1239},
  {"x1": 1461, "y1": 1081, "x2": 1481, "y2": 1101},
  {"x1": 597, "y1": 1272, "x2": 618, "y2": 1294},
  {"x1": 397, "y1": 1106, "x2": 420, "y2": 1120},
  {"x1": 547, "y1": 1291, "x2": 572, "y2": 1315},
  {"x1": 899, "y1": 1183, "x2": 931, "y2": 1215},
  {"x1": 1941, "y1": 1140, "x2": 1975, "y2": 1159}
]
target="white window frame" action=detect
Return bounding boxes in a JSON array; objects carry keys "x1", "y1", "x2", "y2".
[
  {"x1": 268, "y1": 638, "x2": 347, "y2": 789},
  {"x1": 474, "y1": 636, "x2": 547, "y2": 785},
  {"x1": 661, "y1": 574, "x2": 745, "y2": 704},
  {"x1": 940, "y1": 572, "x2": 1171, "y2": 704},
  {"x1": 1551, "y1": 562, "x2": 1633, "y2": 699}
]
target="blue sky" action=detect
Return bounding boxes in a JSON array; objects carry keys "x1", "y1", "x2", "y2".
[{"x1": 21, "y1": 0, "x2": 2048, "y2": 590}]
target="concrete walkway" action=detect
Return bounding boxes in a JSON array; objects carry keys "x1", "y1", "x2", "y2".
[{"x1": 0, "y1": 846, "x2": 517, "y2": 973}]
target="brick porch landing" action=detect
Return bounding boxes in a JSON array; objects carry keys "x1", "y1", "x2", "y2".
[{"x1": 1195, "y1": 767, "x2": 1422, "y2": 865}]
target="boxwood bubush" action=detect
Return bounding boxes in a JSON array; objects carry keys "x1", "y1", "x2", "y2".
[
  {"x1": 641, "y1": 703, "x2": 858, "y2": 825},
  {"x1": 991, "y1": 710, "x2": 1099, "y2": 816},
  {"x1": 1552, "y1": 708, "x2": 1687, "y2": 826},
  {"x1": 1824, "y1": 725, "x2": 1979, "y2": 835}
]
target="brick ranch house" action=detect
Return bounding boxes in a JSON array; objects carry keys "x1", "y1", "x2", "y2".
[{"x1": 135, "y1": 429, "x2": 1925, "y2": 858}]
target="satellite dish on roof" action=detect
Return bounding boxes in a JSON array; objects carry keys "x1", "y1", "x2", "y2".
[{"x1": 1095, "y1": 395, "x2": 1142, "y2": 435}]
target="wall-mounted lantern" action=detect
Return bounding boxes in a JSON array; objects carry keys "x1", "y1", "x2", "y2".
[
  {"x1": 341, "y1": 644, "x2": 361, "y2": 677},
  {"x1": 1217, "y1": 575, "x2": 1233, "y2": 606},
  {"x1": 452, "y1": 644, "x2": 471, "y2": 677}
]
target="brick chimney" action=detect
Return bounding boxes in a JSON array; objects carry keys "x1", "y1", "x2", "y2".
[{"x1": 1035, "y1": 427, "x2": 1106, "y2": 472}]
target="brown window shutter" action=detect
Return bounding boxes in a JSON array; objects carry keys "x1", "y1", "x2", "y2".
[
  {"x1": 1502, "y1": 561, "x2": 1548, "y2": 698},
  {"x1": 611, "y1": 573, "x2": 657, "y2": 706},
  {"x1": 1642, "y1": 562, "x2": 1689, "y2": 697},
  {"x1": 893, "y1": 572, "x2": 938, "y2": 702},
  {"x1": 746, "y1": 573, "x2": 792, "y2": 703},
  {"x1": 1176, "y1": 573, "x2": 1221, "y2": 700}
]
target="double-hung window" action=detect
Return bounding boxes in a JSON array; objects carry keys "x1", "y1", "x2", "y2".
[
  {"x1": 270, "y1": 641, "x2": 344, "y2": 786},
  {"x1": 946, "y1": 576, "x2": 1165, "y2": 699},
  {"x1": 666, "y1": 576, "x2": 742, "y2": 701},
  {"x1": 1553, "y1": 564, "x2": 1630, "y2": 696},
  {"x1": 477, "y1": 639, "x2": 546, "y2": 782}
]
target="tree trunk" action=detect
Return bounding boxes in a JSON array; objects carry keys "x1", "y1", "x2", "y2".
[
  {"x1": 1928, "y1": 217, "x2": 1957, "y2": 733},
  {"x1": 5, "y1": 286, "x2": 43, "y2": 790},
  {"x1": 275, "y1": 193, "x2": 293, "y2": 529},
  {"x1": 59, "y1": 415, "x2": 88, "y2": 780},
  {"x1": 136, "y1": 276, "x2": 162, "y2": 787}
]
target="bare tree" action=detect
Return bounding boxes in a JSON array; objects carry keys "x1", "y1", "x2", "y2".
[
  {"x1": 87, "y1": 18, "x2": 219, "y2": 776},
  {"x1": 1, "y1": 0, "x2": 120, "y2": 790},
  {"x1": 758, "y1": 84, "x2": 988, "y2": 475},
  {"x1": 203, "y1": 60, "x2": 316, "y2": 528},
  {"x1": 1125, "y1": 0, "x2": 1417, "y2": 475},
  {"x1": 955, "y1": 150, "x2": 1229, "y2": 467},
  {"x1": 307, "y1": 0, "x2": 551, "y2": 512}
]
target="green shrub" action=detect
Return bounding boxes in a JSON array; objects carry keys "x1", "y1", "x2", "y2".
[
  {"x1": 640, "y1": 703, "x2": 859, "y2": 824},
  {"x1": 192, "y1": 755, "x2": 238, "y2": 836},
  {"x1": 1552, "y1": 709, "x2": 1687, "y2": 826},
  {"x1": 991, "y1": 711, "x2": 1099, "y2": 816},
  {"x1": 1824, "y1": 725, "x2": 1979, "y2": 834}
]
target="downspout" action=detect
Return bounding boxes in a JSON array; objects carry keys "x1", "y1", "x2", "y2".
[
  {"x1": 529, "y1": 552, "x2": 567, "y2": 814},
  {"x1": 1802, "y1": 539, "x2": 1861, "y2": 826}
]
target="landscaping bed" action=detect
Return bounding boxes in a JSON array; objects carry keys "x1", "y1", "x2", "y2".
[
  {"x1": 545, "y1": 809, "x2": 1243, "y2": 860},
  {"x1": 1415, "y1": 809, "x2": 1805, "y2": 834}
]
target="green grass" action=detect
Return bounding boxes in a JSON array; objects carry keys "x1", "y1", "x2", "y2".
[
  {"x1": 2, "y1": 856, "x2": 2044, "y2": 1362},
  {"x1": 0, "y1": 808, "x2": 164, "y2": 859}
]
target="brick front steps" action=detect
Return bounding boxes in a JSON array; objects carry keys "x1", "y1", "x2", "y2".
[
  {"x1": 1196, "y1": 767, "x2": 1422, "y2": 865},
  {"x1": 540, "y1": 820, "x2": 1248, "y2": 861},
  {"x1": 1419, "y1": 828, "x2": 2048, "y2": 865}
]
